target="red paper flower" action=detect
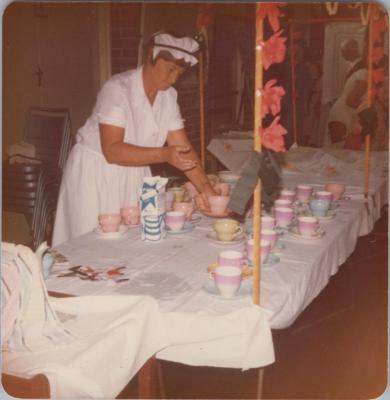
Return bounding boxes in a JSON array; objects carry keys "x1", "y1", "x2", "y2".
[
  {"x1": 261, "y1": 79, "x2": 286, "y2": 118},
  {"x1": 372, "y1": 17, "x2": 387, "y2": 44},
  {"x1": 372, "y1": 67, "x2": 385, "y2": 84},
  {"x1": 260, "y1": 30, "x2": 287, "y2": 70},
  {"x1": 261, "y1": 116, "x2": 287, "y2": 152},
  {"x1": 372, "y1": 46, "x2": 385, "y2": 65},
  {"x1": 256, "y1": 3, "x2": 287, "y2": 32},
  {"x1": 196, "y1": 5, "x2": 214, "y2": 31}
]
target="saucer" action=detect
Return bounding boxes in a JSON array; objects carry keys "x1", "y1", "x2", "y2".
[
  {"x1": 201, "y1": 209, "x2": 230, "y2": 218},
  {"x1": 289, "y1": 226, "x2": 325, "y2": 240},
  {"x1": 317, "y1": 210, "x2": 336, "y2": 221},
  {"x1": 189, "y1": 213, "x2": 202, "y2": 224},
  {"x1": 247, "y1": 253, "x2": 280, "y2": 267},
  {"x1": 202, "y1": 279, "x2": 251, "y2": 299},
  {"x1": 166, "y1": 222, "x2": 195, "y2": 234},
  {"x1": 206, "y1": 231, "x2": 245, "y2": 245},
  {"x1": 94, "y1": 225, "x2": 129, "y2": 239}
]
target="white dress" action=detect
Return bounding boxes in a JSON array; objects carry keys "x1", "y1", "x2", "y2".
[
  {"x1": 325, "y1": 67, "x2": 367, "y2": 145},
  {"x1": 52, "y1": 67, "x2": 184, "y2": 246}
]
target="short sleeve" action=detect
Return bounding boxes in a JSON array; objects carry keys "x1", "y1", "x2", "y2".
[
  {"x1": 166, "y1": 90, "x2": 185, "y2": 132},
  {"x1": 95, "y1": 81, "x2": 127, "y2": 128}
]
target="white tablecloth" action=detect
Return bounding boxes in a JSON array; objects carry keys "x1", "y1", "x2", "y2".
[{"x1": 46, "y1": 160, "x2": 387, "y2": 370}]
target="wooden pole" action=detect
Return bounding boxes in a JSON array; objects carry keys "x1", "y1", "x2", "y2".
[
  {"x1": 252, "y1": 4, "x2": 263, "y2": 306},
  {"x1": 199, "y1": 34, "x2": 206, "y2": 169},
  {"x1": 289, "y1": 24, "x2": 298, "y2": 146},
  {"x1": 364, "y1": 3, "x2": 374, "y2": 199}
]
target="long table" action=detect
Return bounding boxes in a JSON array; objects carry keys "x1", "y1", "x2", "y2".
[{"x1": 45, "y1": 164, "x2": 387, "y2": 367}]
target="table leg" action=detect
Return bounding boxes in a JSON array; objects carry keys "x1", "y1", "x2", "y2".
[
  {"x1": 137, "y1": 356, "x2": 159, "y2": 399},
  {"x1": 256, "y1": 367, "x2": 264, "y2": 399}
]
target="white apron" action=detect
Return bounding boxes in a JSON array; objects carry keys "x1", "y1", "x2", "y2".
[{"x1": 52, "y1": 67, "x2": 184, "y2": 246}]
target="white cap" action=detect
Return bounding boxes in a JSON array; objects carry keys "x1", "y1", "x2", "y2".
[{"x1": 153, "y1": 33, "x2": 199, "y2": 66}]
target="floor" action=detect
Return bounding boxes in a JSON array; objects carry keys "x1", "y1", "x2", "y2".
[{"x1": 119, "y1": 208, "x2": 388, "y2": 399}]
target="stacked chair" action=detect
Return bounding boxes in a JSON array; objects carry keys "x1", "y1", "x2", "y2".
[{"x1": 2, "y1": 107, "x2": 72, "y2": 249}]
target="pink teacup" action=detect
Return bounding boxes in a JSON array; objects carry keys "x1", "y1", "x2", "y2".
[
  {"x1": 296, "y1": 185, "x2": 313, "y2": 202},
  {"x1": 274, "y1": 199, "x2": 293, "y2": 208},
  {"x1": 274, "y1": 207, "x2": 294, "y2": 228},
  {"x1": 315, "y1": 190, "x2": 333, "y2": 202},
  {"x1": 173, "y1": 201, "x2": 194, "y2": 221},
  {"x1": 218, "y1": 250, "x2": 244, "y2": 269},
  {"x1": 214, "y1": 183, "x2": 231, "y2": 196},
  {"x1": 165, "y1": 211, "x2": 186, "y2": 232},
  {"x1": 279, "y1": 189, "x2": 296, "y2": 202},
  {"x1": 120, "y1": 206, "x2": 140, "y2": 226},
  {"x1": 208, "y1": 195, "x2": 229, "y2": 215},
  {"x1": 98, "y1": 213, "x2": 121, "y2": 233},
  {"x1": 297, "y1": 216, "x2": 319, "y2": 237},
  {"x1": 325, "y1": 183, "x2": 346, "y2": 201},
  {"x1": 261, "y1": 229, "x2": 277, "y2": 248},
  {"x1": 261, "y1": 215, "x2": 275, "y2": 230},
  {"x1": 246, "y1": 238, "x2": 271, "y2": 264},
  {"x1": 214, "y1": 265, "x2": 242, "y2": 298}
]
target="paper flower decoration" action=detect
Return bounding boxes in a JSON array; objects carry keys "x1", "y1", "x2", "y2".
[
  {"x1": 256, "y1": 3, "x2": 287, "y2": 32},
  {"x1": 372, "y1": 67, "x2": 385, "y2": 84},
  {"x1": 260, "y1": 30, "x2": 287, "y2": 70},
  {"x1": 372, "y1": 46, "x2": 385, "y2": 65},
  {"x1": 372, "y1": 16, "x2": 387, "y2": 44},
  {"x1": 196, "y1": 5, "x2": 214, "y2": 31},
  {"x1": 261, "y1": 79, "x2": 286, "y2": 118},
  {"x1": 261, "y1": 116, "x2": 287, "y2": 152}
]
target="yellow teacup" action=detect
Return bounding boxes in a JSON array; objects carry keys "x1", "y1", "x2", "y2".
[
  {"x1": 213, "y1": 218, "x2": 243, "y2": 241},
  {"x1": 168, "y1": 187, "x2": 185, "y2": 203}
]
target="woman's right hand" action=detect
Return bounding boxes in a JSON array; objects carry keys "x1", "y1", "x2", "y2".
[{"x1": 165, "y1": 145, "x2": 197, "y2": 171}]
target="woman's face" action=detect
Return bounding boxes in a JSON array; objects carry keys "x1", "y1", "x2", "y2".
[{"x1": 150, "y1": 58, "x2": 186, "y2": 91}]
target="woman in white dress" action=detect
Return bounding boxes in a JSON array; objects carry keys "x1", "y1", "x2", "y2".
[{"x1": 53, "y1": 33, "x2": 216, "y2": 246}]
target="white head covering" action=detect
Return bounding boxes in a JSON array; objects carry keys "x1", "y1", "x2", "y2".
[{"x1": 152, "y1": 33, "x2": 199, "y2": 66}]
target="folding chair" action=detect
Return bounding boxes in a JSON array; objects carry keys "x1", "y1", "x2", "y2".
[{"x1": 23, "y1": 107, "x2": 72, "y2": 170}]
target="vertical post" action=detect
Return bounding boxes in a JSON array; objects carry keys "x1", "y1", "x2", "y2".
[
  {"x1": 252, "y1": 3, "x2": 263, "y2": 306},
  {"x1": 289, "y1": 23, "x2": 298, "y2": 146},
  {"x1": 364, "y1": 3, "x2": 374, "y2": 199},
  {"x1": 199, "y1": 34, "x2": 206, "y2": 169}
]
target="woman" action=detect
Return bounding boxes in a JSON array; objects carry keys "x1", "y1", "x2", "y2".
[{"x1": 52, "y1": 32, "x2": 215, "y2": 246}]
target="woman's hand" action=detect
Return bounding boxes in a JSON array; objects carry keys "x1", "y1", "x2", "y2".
[{"x1": 165, "y1": 145, "x2": 197, "y2": 171}]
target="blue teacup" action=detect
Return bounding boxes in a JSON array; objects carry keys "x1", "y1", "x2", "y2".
[{"x1": 309, "y1": 199, "x2": 330, "y2": 218}]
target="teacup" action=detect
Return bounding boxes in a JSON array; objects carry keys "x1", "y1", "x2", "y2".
[
  {"x1": 165, "y1": 211, "x2": 185, "y2": 232},
  {"x1": 165, "y1": 191, "x2": 175, "y2": 211},
  {"x1": 214, "y1": 183, "x2": 231, "y2": 196},
  {"x1": 325, "y1": 183, "x2": 346, "y2": 201},
  {"x1": 246, "y1": 239, "x2": 271, "y2": 264},
  {"x1": 213, "y1": 218, "x2": 243, "y2": 242},
  {"x1": 184, "y1": 182, "x2": 198, "y2": 199},
  {"x1": 315, "y1": 190, "x2": 333, "y2": 202},
  {"x1": 214, "y1": 265, "x2": 242, "y2": 298},
  {"x1": 297, "y1": 216, "x2": 319, "y2": 237},
  {"x1": 274, "y1": 207, "x2": 294, "y2": 228},
  {"x1": 310, "y1": 199, "x2": 330, "y2": 218},
  {"x1": 274, "y1": 199, "x2": 293, "y2": 209},
  {"x1": 173, "y1": 201, "x2": 194, "y2": 221},
  {"x1": 168, "y1": 187, "x2": 185, "y2": 203},
  {"x1": 98, "y1": 213, "x2": 121, "y2": 233},
  {"x1": 279, "y1": 189, "x2": 296, "y2": 202},
  {"x1": 261, "y1": 229, "x2": 277, "y2": 248},
  {"x1": 208, "y1": 195, "x2": 229, "y2": 215},
  {"x1": 218, "y1": 170, "x2": 240, "y2": 184},
  {"x1": 218, "y1": 250, "x2": 244, "y2": 269},
  {"x1": 296, "y1": 185, "x2": 313, "y2": 202},
  {"x1": 261, "y1": 215, "x2": 276, "y2": 230},
  {"x1": 120, "y1": 206, "x2": 140, "y2": 225}
]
